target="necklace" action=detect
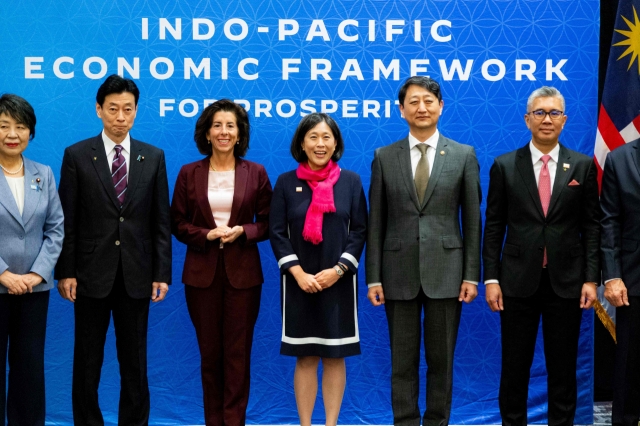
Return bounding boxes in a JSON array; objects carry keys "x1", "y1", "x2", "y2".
[
  {"x1": 0, "y1": 157, "x2": 24, "y2": 175},
  {"x1": 209, "y1": 158, "x2": 235, "y2": 172}
]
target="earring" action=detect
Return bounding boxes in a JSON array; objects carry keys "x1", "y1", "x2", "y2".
[{"x1": 236, "y1": 142, "x2": 239, "y2": 144}]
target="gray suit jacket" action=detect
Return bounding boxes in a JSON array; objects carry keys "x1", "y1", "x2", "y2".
[
  {"x1": 366, "y1": 135, "x2": 482, "y2": 299},
  {"x1": 0, "y1": 157, "x2": 64, "y2": 293}
]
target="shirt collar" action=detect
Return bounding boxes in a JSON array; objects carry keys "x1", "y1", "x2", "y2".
[
  {"x1": 409, "y1": 130, "x2": 440, "y2": 151},
  {"x1": 102, "y1": 130, "x2": 131, "y2": 154},
  {"x1": 529, "y1": 141, "x2": 559, "y2": 164}
]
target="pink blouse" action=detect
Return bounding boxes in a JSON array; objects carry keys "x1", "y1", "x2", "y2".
[{"x1": 208, "y1": 170, "x2": 235, "y2": 226}]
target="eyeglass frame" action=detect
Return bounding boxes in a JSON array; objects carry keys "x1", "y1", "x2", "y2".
[{"x1": 527, "y1": 109, "x2": 565, "y2": 121}]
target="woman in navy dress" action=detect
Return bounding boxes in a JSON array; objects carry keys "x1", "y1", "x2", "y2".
[{"x1": 270, "y1": 113, "x2": 367, "y2": 426}]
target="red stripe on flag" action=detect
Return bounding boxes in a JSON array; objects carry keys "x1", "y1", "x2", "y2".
[
  {"x1": 634, "y1": 115, "x2": 640, "y2": 134},
  {"x1": 598, "y1": 105, "x2": 626, "y2": 151},
  {"x1": 595, "y1": 155, "x2": 604, "y2": 193}
]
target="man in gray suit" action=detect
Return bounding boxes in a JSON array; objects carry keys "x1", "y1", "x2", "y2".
[{"x1": 366, "y1": 76, "x2": 482, "y2": 426}]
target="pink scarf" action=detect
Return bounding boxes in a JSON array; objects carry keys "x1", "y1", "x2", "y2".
[{"x1": 296, "y1": 160, "x2": 341, "y2": 244}]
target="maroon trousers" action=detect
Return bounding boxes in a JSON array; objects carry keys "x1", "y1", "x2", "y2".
[{"x1": 185, "y1": 251, "x2": 262, "y2": 426}]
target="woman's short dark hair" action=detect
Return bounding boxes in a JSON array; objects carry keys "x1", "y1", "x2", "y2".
[
  {"x1": 398, "y1": 76, "x2": 442, "y2": 105},
  {"x1": 96, "y1": 74, "x2": 140, "y2": 107},
  {"x1": 290, "y1": 113, "x2": 344, "y2": 163},
  {"x1": 194, "y1": 100, "x2": 250, "y2": 158},
  {"x1": 0, "y1": 94, "x2": 36, "y2": 140}
]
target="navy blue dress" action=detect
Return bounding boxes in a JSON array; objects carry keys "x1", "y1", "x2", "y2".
[{"x1": 270, "y1": 168, "x2": 367, "y2": 358}]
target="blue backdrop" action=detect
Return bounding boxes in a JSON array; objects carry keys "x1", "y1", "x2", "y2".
[{"x1": 1, "y1": 0, "x2": 599, "y2": 424}]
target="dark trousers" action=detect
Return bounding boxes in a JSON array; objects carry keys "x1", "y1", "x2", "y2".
[
  {"x1": 72, "y1": 264, "x2": 151, "y2": 426},
  {"x1": 612, "y1": 296, "x2": 640, "y2": 426},
  {"x1": 499, "y1": 269, "x2": 582, "y2": 426},
  {"x1": 385, "y1": 289, "x2": 462, "y2": 426},
  {"x1": 185, "y1": 251, "x2": 262, "y2": 426},
  {"x1": 0, "y1": 291, "x2": 49, "y2": 426}
]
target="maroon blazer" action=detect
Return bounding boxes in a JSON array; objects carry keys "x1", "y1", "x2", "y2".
[{"x1": 171, "y1": 158, "x2": 272, "y2": 289}]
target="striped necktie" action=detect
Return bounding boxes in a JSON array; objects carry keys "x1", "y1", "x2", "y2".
[{"x1": 112, "y1": 145, "x2": 127, "y2": 205}]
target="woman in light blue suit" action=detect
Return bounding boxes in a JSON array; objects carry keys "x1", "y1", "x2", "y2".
[{"x1": 0, "y1": 94, "x2": 64, "y2": 426}]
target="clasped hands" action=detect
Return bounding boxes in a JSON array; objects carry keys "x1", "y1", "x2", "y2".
[
  {"x1": 0, "y1": 270, "x2": 43, "y2": 295},
  {"x1": 207, "y1": 225, "x2": 244, "y2": 244},
  {"x1": 290, "y1": 265, "x2": 339, "y2": 293}
]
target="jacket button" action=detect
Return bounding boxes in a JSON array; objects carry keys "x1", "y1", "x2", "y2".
[
  {"x1": 19, "y1": 235, "x2": 24, "y2": 240},
  {"x1": 120, "y1": 217, "x2": 124, "y2": 222},
  {"x1": 419, "y1": 214, "x2": 424, "y2": 217},
  {"x1": 115, "y1": 240, "x2": 121, "y2": 246}
]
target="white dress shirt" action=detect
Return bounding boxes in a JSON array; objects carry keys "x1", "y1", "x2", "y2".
[
  {"x1": 485, "y1": 141, "x2": 560, "y2": 285},
  {"x1": 5, "y1": 175, "x2": 25, "y2": 215},
  {"x1": 102, "y1": 130, "x2": 131, "y2": 177},
  {"x1": 530, "y1": 141, "x2": 559, "y2": 194},
  {"x1": 409, "y1": 131, "x2": 439, "y2": 178}
]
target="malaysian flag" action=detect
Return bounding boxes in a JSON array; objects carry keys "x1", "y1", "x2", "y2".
[{"x1": 593, "y1": 0, "x2": 640, "y2": 341}]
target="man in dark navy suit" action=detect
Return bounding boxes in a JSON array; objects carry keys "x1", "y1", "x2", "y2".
[
  {"x1": 601, "y1": 136, "x2": 640, "y2": 426},
  {"x1": 56, "y1": 75, "x2": 171, "y2": 426}
]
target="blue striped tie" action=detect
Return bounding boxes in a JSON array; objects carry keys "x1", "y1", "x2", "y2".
[{"x1": 112, "y1": 145, "x2": 127, "y2": 205}]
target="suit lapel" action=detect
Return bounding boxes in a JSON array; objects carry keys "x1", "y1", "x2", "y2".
[
  {"x1": 397, "y1": 138, "x2": 421, "y2": 211},
  {"x1": 228, "y1": 159, "x2": 247, "y2": 227},
  {"x1": 121, "y1": 138, "x2": 144, "y2": 212},
  {"x1": 21, "y1": 158, "x2": 41, "y2": 226},
  {"x1": 547, "y1": 144, "x2": 572, "y2": 217},
  {"x1": 0, "y1": 169, "x2": 24, "y2": 227},
  {"x1": 195, "y1": 158, "x2": 217, "y2": 229},
  {"x1": 421, "y1": 135, "x2": 448, "y2": 209},
  {"x1": 91, "y1": 135, "x2": 121, "y2": 209},
  {"x1": 633, "y1": 140, "x2": 640, "y2": 178},
  {"x1": 516, "y1": 145, "x2": 545, "y2": 218}
]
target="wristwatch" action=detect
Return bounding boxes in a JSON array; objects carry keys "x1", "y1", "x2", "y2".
[{"x1": 333, "y1": 265, "x2": 344, "y2": 278}]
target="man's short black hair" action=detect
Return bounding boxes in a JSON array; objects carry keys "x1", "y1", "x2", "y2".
[
  {"x1": 290, "y1": 113, "x2": 344, "y2": 163},
  {"x1": 96, "y1": 74, "x2": 140, "y2": 107},
  {"x1": 398, "y1": 76, "x2": 443, "y2": 105},
  {"x1": 0, "y1": 94, "x2": 36, "y2": 140}
]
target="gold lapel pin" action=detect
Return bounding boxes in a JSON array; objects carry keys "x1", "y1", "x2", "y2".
[
  {"x1": 563, "y1": 163, "x2": 570, "y2": 171},
  {"x1": 93, "y1": 157, "x2": 97, "y2": 161},
  {"x1": 440, "y1": 150, "x2": 445, "y2": 155},
  {"x1": 296, "y1": 187, "x2": 302, "y2": 192}
]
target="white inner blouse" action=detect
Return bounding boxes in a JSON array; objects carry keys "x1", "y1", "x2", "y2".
[
  {"x1": 208, "y1": 170, "x2": 235, "y2": 227},
  {"x1": 5, "y1": 175, "x2": 25, "y2": 215}
]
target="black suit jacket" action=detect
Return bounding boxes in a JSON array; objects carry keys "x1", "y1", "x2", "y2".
[
  {"x1": 55, "y1": 134, "x2": 172, "y2": 299},
  {"x1": 601, "y1": 139, "x2": 640, "y2": 295},
  {"x1": 483, "y1": 143, "x2": 600, "y2": 298}
]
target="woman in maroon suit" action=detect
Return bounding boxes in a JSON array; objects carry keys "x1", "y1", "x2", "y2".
[{"x1": 171, "y1": 99, "x2": 272, "y2": 426}]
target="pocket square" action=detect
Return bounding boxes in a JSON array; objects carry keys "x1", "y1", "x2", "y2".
[{"x1": 568, "y1": 179, "x2": 580, "y2": 186}]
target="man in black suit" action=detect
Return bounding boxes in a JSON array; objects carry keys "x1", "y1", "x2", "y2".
[
  {"x1": 55, "y1": 75, "x2": 171, "y2": 426},
  {"x1": 366, "y1": 77, "x2": 482, "y2": 426},
  {"x1": 483, "y1": 86, "x2": 600, "y2": 426},
  {"x1": 601, "y1": 137, "x2": 640, "y2": 426}
]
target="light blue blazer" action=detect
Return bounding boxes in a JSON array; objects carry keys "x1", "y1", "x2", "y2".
[{"x1": 0, "y1": 157, "x2": 64, "y2": 293}]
